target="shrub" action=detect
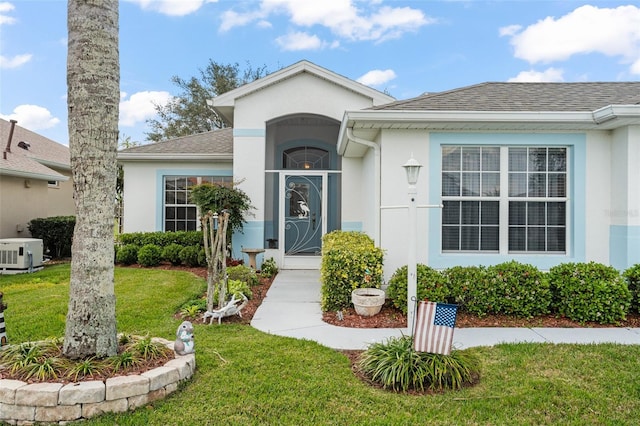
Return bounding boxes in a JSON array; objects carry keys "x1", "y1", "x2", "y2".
[
  {"x1": 180, "y1": 246, "x2": 201, "y2": 267},
  {"x1": 28, "y1": 216, "x2": 75, "y2": 258},
  {"x1": 115, "y1": 244, "x2": 139, "y2": 265},
  {"x1": 442, "y1": 266, "x2": 490, "y2": 316},
  {"x1": 260, "y1": 257, "x2": 278, "y2": 278},
  {"x1": 162, "y1": 243, "x2": 184, "y2": 266},
  {"x1": 485, "y1": 261, "x2": 551, "y2": 318},
  {"x1": 386, "y1": 265, "x2": 450, "y2": 315},
  {"x1": 227, "y1": 265, "x2": 259, "y2": 286},
  {"x1": 118, "y1": 231, "x2": 203, "y2": 248},
  {"x1": 358, "y1": 336, "x2": 480, "y2": 392},
  {"x1": 549, "y1": 262, "x2": 632, "y2": 324},
  {"x1": 623, "y1": 264, "x2": 640, "y2": 314},
  {"x1": 137, "y1": 244, "x2": 162, "y2": 267},
  {"x1": 214, "y1": 278, "x2": 252, "y2": 301},
  {"x1": 320, "y1": 231, "x2": 384, "y2": 312}
]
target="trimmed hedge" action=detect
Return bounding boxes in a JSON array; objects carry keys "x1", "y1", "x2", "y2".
[
  {"x1": 28, "y1": 216, "x2": 75, "y2": 258},
  {"x1": 137, "y1": 244, "x2": 163, "y2": 267},
  {"x1": 162, "y1": 243, "x2": 184, "y2": 266},
  {"x1": 118, "y1": 231, "x2": 203, "y2": 248},
  {"x1": 386, "y1": 264, "x2": 450, "y2": 314},
  {"x1": 320, "y1": 231, "x2": 383, "y2": 312},
  {"x1": 441, "y1": 265, "x2": 490, "y2": 316},
  {"x1": 623, "y1": 264, "x2": 640, "y2": 313},
  {"x1": 179, "y1": 246, "x2": 201, "y2": 267},
  {"x1": 115, "y1": 244, "x2": 138, "y2": 265},
  {"x1": 548, "y1": 262, "x2": 632, "y2": 324},
  {"x1": 485, "y1": 261, "x2": 551, "y2": 318}
]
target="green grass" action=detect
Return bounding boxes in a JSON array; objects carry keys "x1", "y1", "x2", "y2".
[{"x1": 1, "y1": 264, "x2": 640, "y2": 425}]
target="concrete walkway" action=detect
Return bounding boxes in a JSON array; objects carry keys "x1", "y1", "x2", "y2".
[{"x1": 251, "y1": 270, "x2": 640, "y2": 350}]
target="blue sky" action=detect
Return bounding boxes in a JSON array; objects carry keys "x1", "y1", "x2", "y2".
[{"x1": 1, "y1": 0, "x2": 639, "y2": 145}]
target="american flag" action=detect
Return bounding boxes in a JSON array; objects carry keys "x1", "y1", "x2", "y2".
[{"x1": 413, "y1": 301, "x2": 458, "y2": 355}]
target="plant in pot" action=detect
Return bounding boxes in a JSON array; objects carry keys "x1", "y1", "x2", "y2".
[{"x1": 351, "y1": 270, "x2": 385, "y2": 316}]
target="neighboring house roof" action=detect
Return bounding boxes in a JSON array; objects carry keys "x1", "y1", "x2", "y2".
[
  {"x1": 117, "y1": 128, "x2": 233, "y2": 161},
  {"x1": 209, "y1": 60, "x2": 396, "y2": 125},
  {"x1": 372, "y1": 82, "x2": 640, "y2": 112},
  {"x1": 0, "y1": 119, "x2": 70, "y2": 181}
]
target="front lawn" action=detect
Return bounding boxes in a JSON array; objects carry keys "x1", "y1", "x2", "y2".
[{"x1": 1, "y1": 264, "x2": 639, "y2": 425}]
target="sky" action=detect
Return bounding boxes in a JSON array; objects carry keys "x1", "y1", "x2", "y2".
[{"x1": 1, "y1": 0, "x2": 639, "y2": 145}]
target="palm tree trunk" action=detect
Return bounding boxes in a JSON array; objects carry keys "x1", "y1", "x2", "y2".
[{"x1": 63, "y1": 0, "x2": 119, "y2": 359}]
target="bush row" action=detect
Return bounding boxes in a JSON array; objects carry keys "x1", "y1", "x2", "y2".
[
  {"x1": 117, "y1": 231, "x2": 203, "y2": 248},
  {"x1": 320, "y1": 231, "x2": 384, "y2": 312},
  {"x1": 28, "y1": 216, "x2": 75, "y2": 258},
  {"x1": 115, "y1": 243, "x2": 208, "y2": 267},
  {"x1": 387, "y1": 261, "x2": 638, "y2": 324}
]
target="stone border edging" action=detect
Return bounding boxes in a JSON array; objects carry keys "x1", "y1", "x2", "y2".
[{"x1": 0, "y1": 338, "x2": 194, "y2": 424}]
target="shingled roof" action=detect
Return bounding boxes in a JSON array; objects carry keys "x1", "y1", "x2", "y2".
[
  {"x1": 373, "y1": 82, "x2": 640, "y2": 112},
  {"x1": 118, "y1": 128, "x2": 233, "y2": 158},
  {"x1": 0, "y1": 119, "x2": 70, "y2": 181}
]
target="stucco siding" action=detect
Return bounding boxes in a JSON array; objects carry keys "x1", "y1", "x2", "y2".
[
  {"x1": 46, "y1": 169, "x2": 74, "y2": 217},
  {"x1": 121, "y1": 161, "x2": 232, "y2": 233},
  {"x1": 0, "y1": 176, "x2": 49, "y2": 238},
  {"x1": 233, "y1": 73, "x2": 376, "y2": 129},
  {"x1": 584, "y1": 131, "x2": 612, "y2": 264}
]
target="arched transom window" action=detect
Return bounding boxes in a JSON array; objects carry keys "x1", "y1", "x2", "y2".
[{"x1": 283, "y1": 146, "x2": 330, "y2": 170}]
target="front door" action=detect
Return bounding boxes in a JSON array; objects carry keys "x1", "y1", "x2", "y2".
[{"x1": 283, "y1": 174, "x2": 324, "y2": 256}]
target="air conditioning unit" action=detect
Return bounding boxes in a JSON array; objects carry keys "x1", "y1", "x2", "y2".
[{"x1": 0, "y1": 238, "x2": 44, "y2": 274}]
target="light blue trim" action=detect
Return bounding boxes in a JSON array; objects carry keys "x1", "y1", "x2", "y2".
[
  {"x1": 428, "y1": 133, "x2": 586, "y2": 270},
  {"x1": 610, "y1": 225, "x2": 640, "y2": 270},
  {"x1": 341, "y1": 221, "x2": 363, "y2": 232},
  {"x1": 156, "y1": 168, "x2": 233, "y2": 232},
  {"x1": 233, "y1": 129, "x2": 265, "y2": 137},
  {"x1": 232, "y1": 221, "x2": 265, "y2": 264}
]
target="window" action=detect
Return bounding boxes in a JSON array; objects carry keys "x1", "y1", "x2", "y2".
[
  {"x1": 48, "y1": 180, "x2": 60, "y2": 188},
  {"x1": 283, "y1": 147, "x2": 329, "y2": 169},
  {"x1": 163, "y1": 175, "x2": 232, "y2": 232},
  {"x1": 441, "y1": 146, "x2": 567, "y2": 253}
]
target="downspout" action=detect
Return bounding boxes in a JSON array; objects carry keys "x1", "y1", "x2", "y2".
[
  {"x1": 346, "y1": 128, "x2": 381, "y2": 245},
  {"x1": 3, "y1": 119, "x2": 17, "y2": 160}
]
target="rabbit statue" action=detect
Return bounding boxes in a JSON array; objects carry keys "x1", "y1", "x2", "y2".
[{"x1": 174, "y1": 320, "x2": 195, "y2": 355}]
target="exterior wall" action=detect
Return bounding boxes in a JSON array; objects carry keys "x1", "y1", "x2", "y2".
[
  {"x1": 609, "y1": 125, "x2": 640, "y2": 269},
  {"x1": 584, "y1": 131, "x2": 612, "y2": 265},
  {"x1": 340, "y1": 156, "x2": 364, "y2": 232},
  {"x1": 230, "y1": 73, "x2": 381, "y2": 260},
  {"x1": 378, "y1": 130, "x2": 430, "y2": 280},
  {"x1": 46, "y1": 168, "x2": 74, "y2": 217},
  {"x1": 121, "y1": 161, "x2": 232, "y2": 233},
  {"x1": 0, "y1": 176, "x2": 49, "y2": 238}
]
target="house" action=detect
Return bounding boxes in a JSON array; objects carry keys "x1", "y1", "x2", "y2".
[
  {"x1": 118, "y1": 60, "x2": 640, "y2": 275},
  {"x1": 0, "y1": 119, "x2": 73, "y2": 238}
]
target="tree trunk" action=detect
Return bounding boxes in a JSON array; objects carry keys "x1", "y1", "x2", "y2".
[{"x1": 63, "y1": 0, "x2": 119, "y2": 359}]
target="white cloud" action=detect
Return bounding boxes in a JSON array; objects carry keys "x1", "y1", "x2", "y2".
[
  {"x1": 357, "y1": 69, "x2": 396, "y2": 86},
  {"x1": 507, "y1": 68, "x2": 564, "y2": 82},
  {"x1": 119, "y1": 91, "x2": 173, "y2": 127},
  {"x1": 632, "y1": 58, "x2": 640, "y2": 75},
  {"x1": 0, "y1": 105, "x2": 60, "y2": 130},
  {"x1": 0, "y1": 53, "x2": 32, "y2": 69},
  {"x1": 220, "y1": 1, "x2": 432, "y2": 46},
  {"x1": 126, "y1": 0, "x2": 217, "y2": 17},
  {"x1": 275, "y1": 31, "x2": 334, "y2": 51},
  {"x1": 498, "y1": 24, "x2": 521, "y2": 37},
  {"x1": 504, "y1": 5, "x2": 640, "y2": 74},
  {"x1": 0, "y1": 1, "x2": 15, "y2": 25}
]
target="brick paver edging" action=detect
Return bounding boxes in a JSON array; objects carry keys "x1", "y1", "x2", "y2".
[{"x1": 0, "y1": 338, "x2": 194, "y2": 424}]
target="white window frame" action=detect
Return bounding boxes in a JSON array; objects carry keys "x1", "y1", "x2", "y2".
[{"x1": 441, "y1": 145, "x2": 569, "y2": 254}]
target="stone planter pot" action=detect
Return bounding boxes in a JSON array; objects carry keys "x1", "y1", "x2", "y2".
[{"x1": 351, "y1": 288, "x2": 385, "y2": 317}]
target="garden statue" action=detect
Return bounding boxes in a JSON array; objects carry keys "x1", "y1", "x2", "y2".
[
  {"x1": 203, "y1": 293, "x2": 248, "y2": 325},
  {"x1": 174, "y1": 321, "x2": 195, "y2": 355}
]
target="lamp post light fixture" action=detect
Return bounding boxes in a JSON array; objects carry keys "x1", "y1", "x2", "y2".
[{"x1": 402, "y1": 155, "x2": 422, "y2": 335}]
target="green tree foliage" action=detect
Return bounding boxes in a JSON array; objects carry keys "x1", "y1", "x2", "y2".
[
  {"x1": 145, "y1": 61, "x2": 268, "y2": 142},
  {"x1": 190, "y1": 183, "x2": 254, "y2": 234}
]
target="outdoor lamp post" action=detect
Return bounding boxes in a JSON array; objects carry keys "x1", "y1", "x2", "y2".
[{"x1": 403, "y1": 155, "x2": 422, "y2": 335}]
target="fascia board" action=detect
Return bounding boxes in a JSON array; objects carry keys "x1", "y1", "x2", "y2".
[
  {"x1": 117, "y1": 153, "x2": 233, "y2": 162},
  {"x1": 593, "y1": 105, "x2": 640, "y2": 124},
  {"x1": 0, "y1": 167, "x2": 69, "y2": 181},
  {"x1": 211, "y1": 61, "x2": 394, "y2": 108},
  {"x1": 343, "y1": 110, "x2": 596, "y2": 125}
]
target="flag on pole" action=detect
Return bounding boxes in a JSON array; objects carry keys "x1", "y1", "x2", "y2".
[{"x1": 413, "y1": 301, "x2": 457, "y2": 355}]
